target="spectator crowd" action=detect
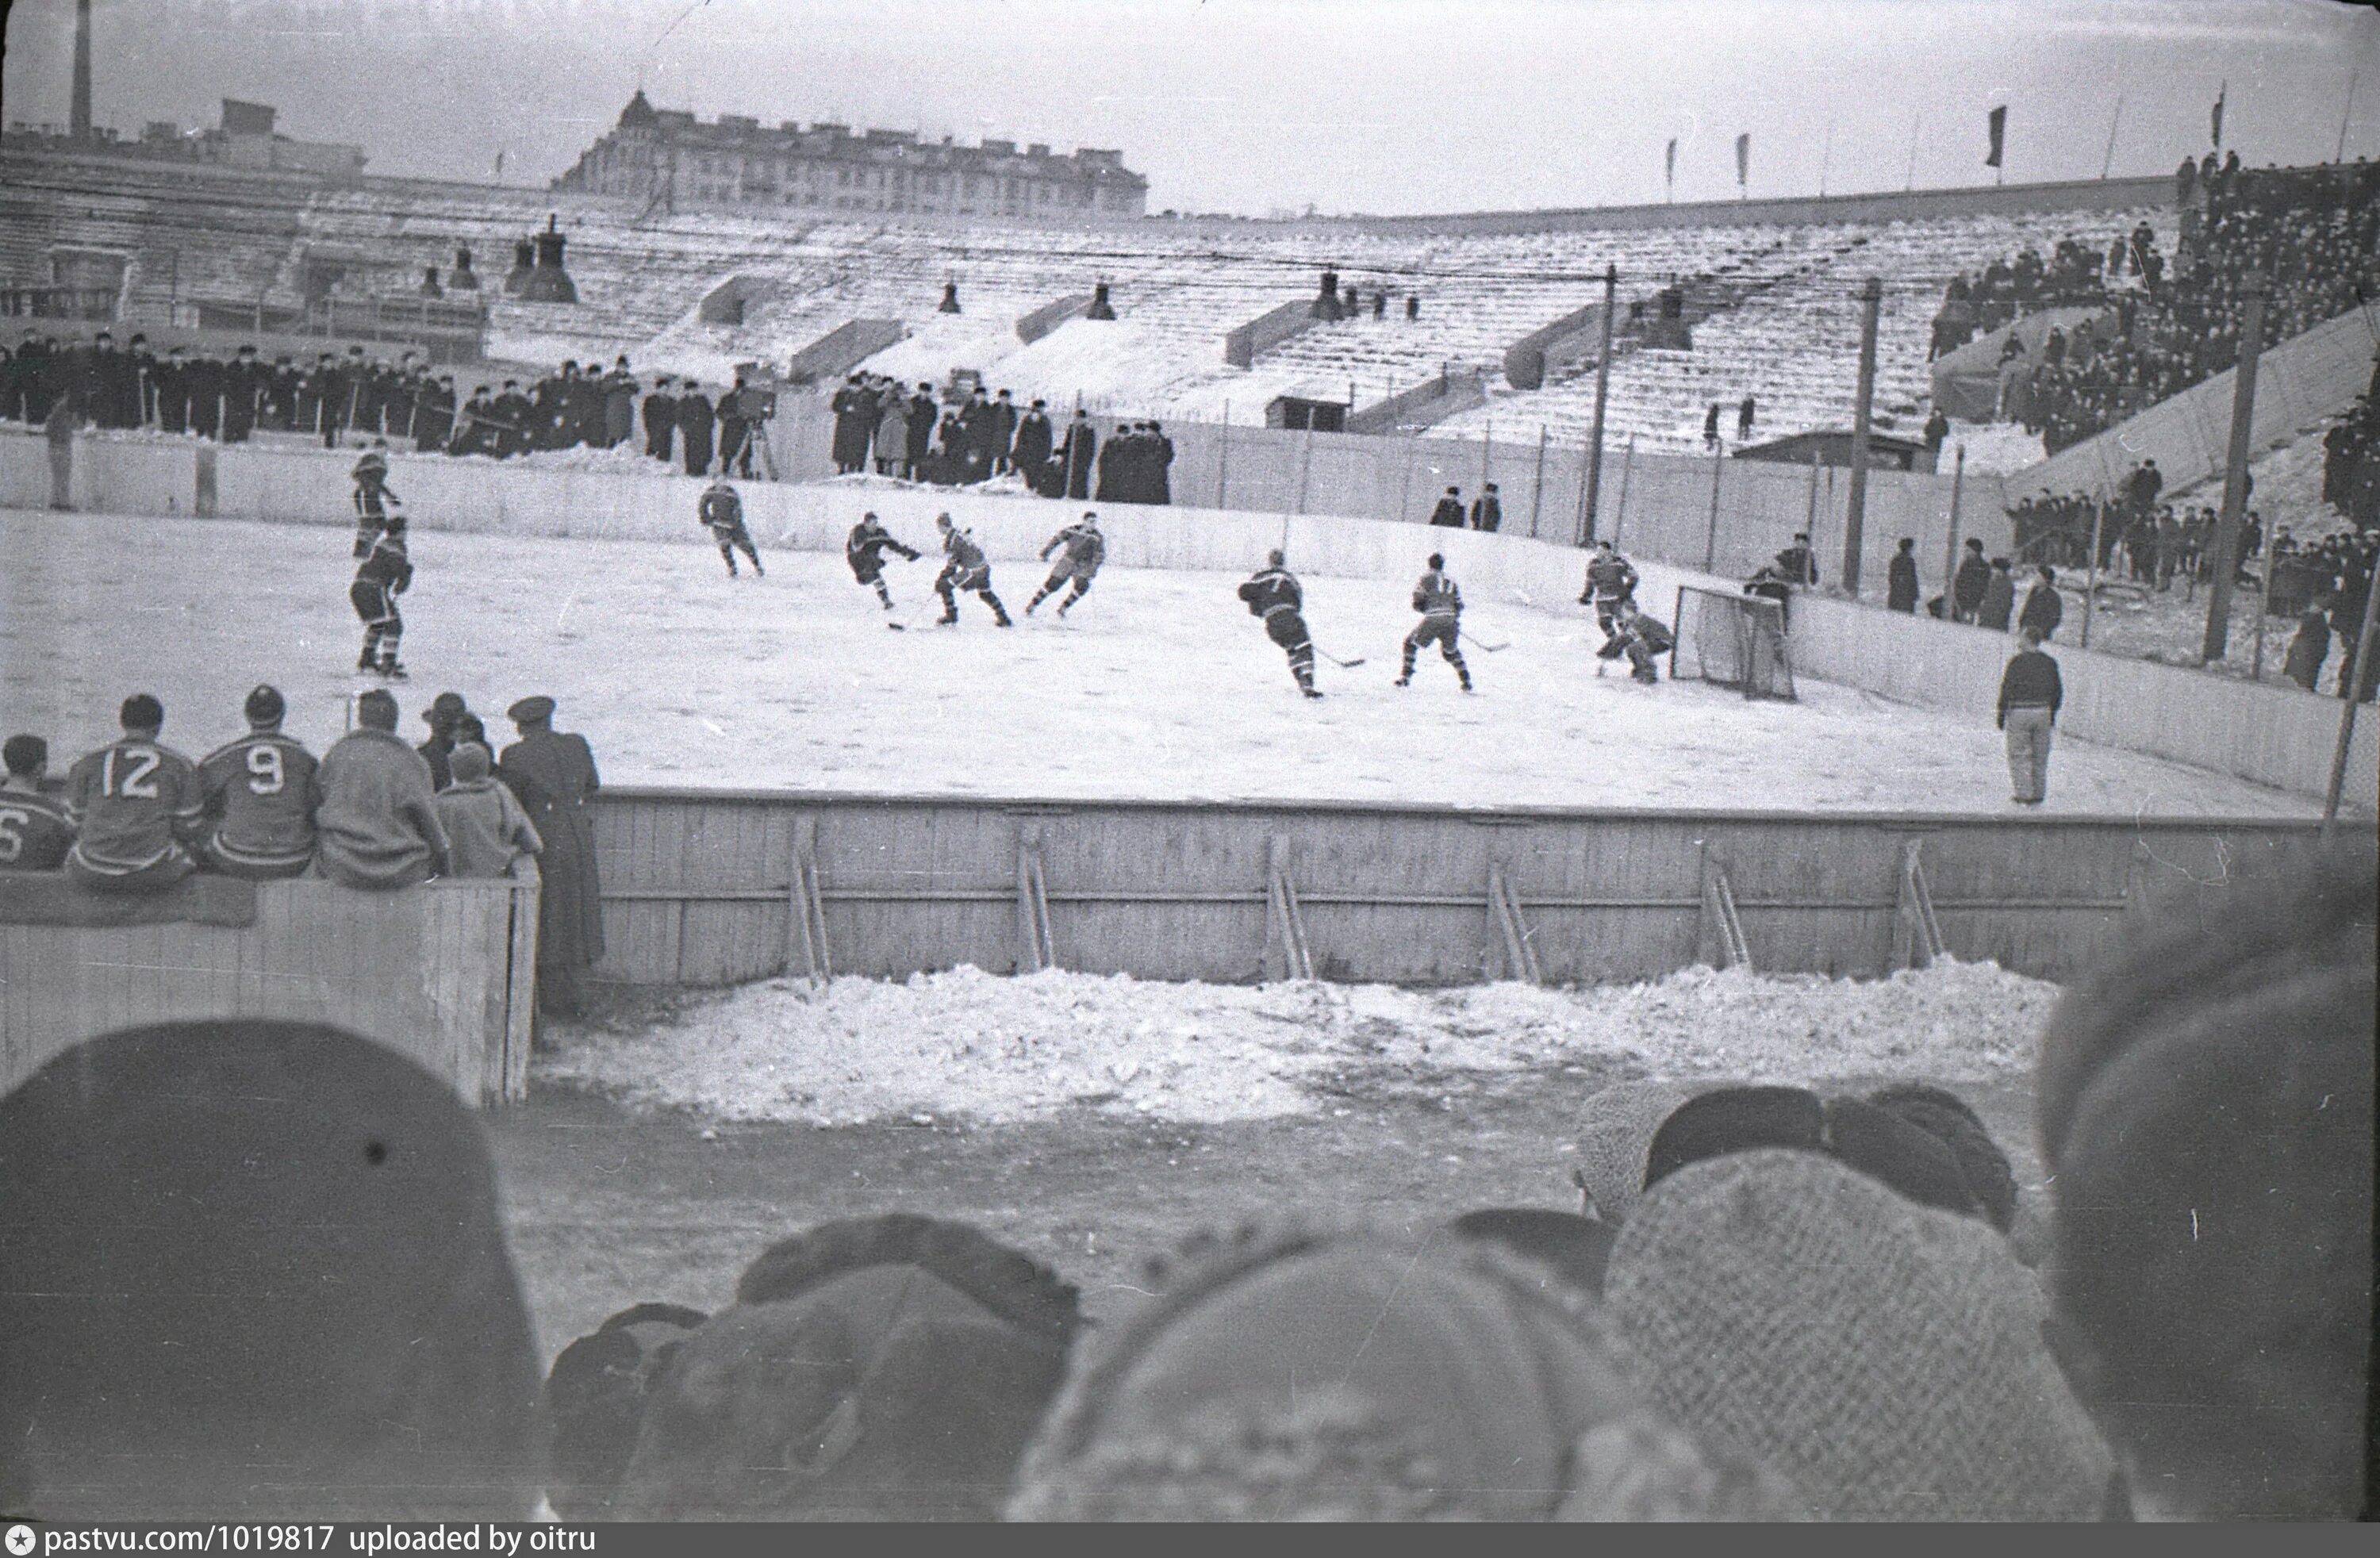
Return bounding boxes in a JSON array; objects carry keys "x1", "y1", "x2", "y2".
[{"x1": 824, "y1": 371, "x2": 1177, "y2": 503}]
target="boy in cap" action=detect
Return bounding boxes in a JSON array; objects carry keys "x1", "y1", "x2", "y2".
[
  {"x1": 432, "y1": 743, "x2": 542, "y2": 878},
  {"x1": 313, "y1": 689, "x2": 447, "y2": 888},
  {"x1": 0, "y1": 734, "x2": 76, "y2": 871},
  {"x1": 196, "y1": 685, "x2": 321, "y2": 879},
  {"x1": 63, "y1": 694, "x2": 205, "y2": 892},
  {"x1": 1395, "y1": 552, "x2": 1472, "y2": 691},
  {"x1": 697, "y1": 478, "x2": 763, "y2": 578}
]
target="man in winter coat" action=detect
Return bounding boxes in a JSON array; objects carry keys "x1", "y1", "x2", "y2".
[
  {"x1": 499, "y1": 696, "x2": 605, "y2": 1016},
  {"x1": 1468, "y1": 483, "x2": 1502, "y2": 533},
  {"x1": 1012, "y1": 398, "x2": 1055, "y2": 489},
  {"x1": 2016, "y1": 564, "x2": 2064, "y2": 641},
  {"x1": 678, "y1": 382, "x2": 716, "y2": 478},
  {"x1": 1979, "y1": 558, "x2": 2017, "y2": 631},
  {"x1": 1429, "y1": 486, "x2": 1466, "y2": 528},
  {"x1": 1887, "y1": 537, "x2": 1921, "y2": 613},
  {"x1": 1061, "y1": 410, "x2": 1097, "y2": 501},
  {"x1": 1952, "y1": 538, "x2": 1992, "y2": 624},
  {"x1": 313, "y1": 689, "x2": 449, "y2": 889},
  {"x1": 904, "y1": 384, "x2": 939, "y2": 482},
  {"x1": 2283, "y1": 602, "x2": 2332, "y2": 693},
  {"x1": 643, "y1": 376, "x2": 678, "y2": 463}
]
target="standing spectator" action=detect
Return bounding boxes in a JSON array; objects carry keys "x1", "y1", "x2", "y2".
[
  {"x1": 643, "y1": 376, "x2": 678, "y2": 464},
  {"x1": 1468, "y1": 482, "x2": 1502, "y2": 532},
  {"x1": 602, "y1": 358, "x2": 638, "y2": 450},
  {"x1": 499, "y1": 696, "x2": 605, "y2": 1017},
  {"x1": 153, "y1": 347, "x2": 190, "y2": 434},
  {"x1": 988, "y1": 389, "x2": 1019, "y2": 475},
  {"x1": 1737, "y1": 395, "x2": 1756, "y2": 441},
  {"x1": 904, "y1": 382, "x2": 939, "y2": 484},
  {"x1": 678, "y1": 382, "x2": 715, "y2": 478},
  {"x1": 1060, "y1": 409, "x2": 1096, "y2": 501},
  {"x1": 63, "y1": 694, "x2": 205, "y2": 892},
  {"x1": 0, "y1": 734, "x2": 75, "y2": 871},
  {"x1": 432, "y1": 743, "x2": 542, "y2": 879},
  {"x1": 195, "y1": 685, "x2": 321, "y2": 881},
  {"x1": 1146, "y1": 420, "x2": 1174, "y2": 505},
  {"x1": 2017, "y1": 564, "x2": 2064, "y2": 641},
  {"x1": 2283, "y1": 599, "x2": 2332, "y2": 692},
  {"x1": 1773, "y1": 531, "x2": 1818, "y2": 588},
  {"x1": 1995, "y1": 627, "x2": 2063, "y2": 805},
  {"x1": 220, "y1": 345, "x2": 263, "y2": 443},
  {"x1": 1887, "y1": 537, "x2": 1921, "y2": 613},
  {"x1": 416, "y1": 691, "x2": 482, "y2": 792},
  {"x1": 2153, "y1": 508, "x2": 2182, "y2": 593},
  {"x1": 313, "y1": 689, "x2": 448, "y2": 889},
  {"x1": 44, "y1": 389, "x2": 80, "y2": 511},
  {"x1": 413, "y1": 374, "x2": 456, "y2": 454},
  {"x1": 1952, "y1": 537, "x2": 1991, "y2": 624},
  {"x1": 1012, "y1": 397, "x2": 1054, "y2": 489},
  {"x1": 1979, "y1": 557, "x2": 2017, "y2": 631},
  {"x1": 1702, "y1": 402, "x2": 1722, "y2": 445},
  {"x1": 959, "y1": 386, "x2": 998, "y2": 484},
  {"x1": 829, "y1": 375, "x2": 873, "y2": 474},
  {"x1": 491, "y1": 380, "x2": 533, "y2": 459},
  {"x1": 1405, "y1": 293, "x2": 1420, "y2": 320},
  {"x1": 716, "y1": 373, "x2": 752, "y2": 479},
  {"x1": 1429, "y1": 485, "x2": 1466, "y2": 528},
  {"x1": 1921, "y1": 407, "x2": 1950, "y2": 459},
  {"x1": 874, "y1": 390, "x2": 908, "y2": 477}
]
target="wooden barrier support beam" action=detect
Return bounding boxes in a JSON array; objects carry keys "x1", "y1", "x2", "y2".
[
  {"x1": 1265, "y1": 834, "x2": 1315, "y2": 982},
  {"x1": 1016, "y1": 823, "x2": 1058, "y2": 974},
  {"x1": 500, "y1": 862, "x2": 542, "y2": 1103},
  {"x1": 1486, "y1": 859, "x2": 1543, "y2": 984},
  {"x1": 1697, "y1": 846, "x2": 1753, "y2": 972},
  {"x1": 785, "y1": 815, "x2": 831, "y2": 986},
  {"x1": 1891, "y1": 836, "x2": 1946, "y2": 971}
]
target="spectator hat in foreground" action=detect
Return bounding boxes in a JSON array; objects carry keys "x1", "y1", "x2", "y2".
[
  {"x1": 507, "y1": 695, "x2": 555, "y2": 725},
  {"x1": 1570, "y1": 1076, "x2": 1745, "y2": 1226}
]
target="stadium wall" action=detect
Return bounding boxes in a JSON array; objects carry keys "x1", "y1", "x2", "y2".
[
  {"x1": 576, "y1": 791, "x2": 2321, "y2": 988},
  {"x1": 4, "y1": 428, "x2": 2367, "y2": 809}
]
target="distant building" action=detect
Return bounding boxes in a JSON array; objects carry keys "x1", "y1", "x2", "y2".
[
  {"x1": 552, "y1": 91, "x2": 1147, "y2": 220},
  {"x1": 3, "y1": 98, "x2": 364, "y2": 177}
]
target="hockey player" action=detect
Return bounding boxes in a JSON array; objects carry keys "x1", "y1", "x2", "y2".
[
  {"x1": 0, "y1": 734, "x2": 76, "y2": 871},
  {"x1": 1027, "y1": 511, "x2": 1104, "y2": 617},
  {"x1": 1396, "y1": 552, "x2": 1472, "y2": 691},
  {"x1": 932, "y1": 513, "x2": 1012, "y2": 627},
  {"x1": 62, "y1": 694, "x2": 206, "y2": 892},
  {"x1": 351, "y1": 443, "x2": 398, "y2": 557},
  {"x1": 351, "y1": 515, "x2": 414, "y2": 678},
  {"x1": 196, "y1": 684, "x2": 321, "y2": 879},
  {"x1": 1602, "y1": 598, "x2": 1675, "y2": 685},
  {"x1": 1237, "y1": 550, "x2": 1322, "y2": 699},
  {"x1": 1578, "y1": 538, "x2": 1640, "y2": 633},
  {"x1": 697, "y1": 478, "x2": 762, "y2": 578},
  {"x1": 846, "y1": 511, "x2": 921, "y2": 609}
]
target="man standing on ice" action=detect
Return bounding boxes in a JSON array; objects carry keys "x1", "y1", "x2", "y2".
[
  {"x1": 1395, "y1": 552, "x2": 1472, "y2": 691},
  {"x1": 1027, "y1": 512, "x2": 1105, "y2": 618},
  {"x1": 932, "y1": 513, "x2": 1012, "y2": 627},
  {"x1": 1578, "y1": 538, "x2": 1640, "y2": 632},
  {"x1": 351, "y1": 445, "x2": 398, "y2": 557},
  {"x1": 697, "y1": 479, "x2": 762, "y2": 578},
  {"x1": 846, "y1": 511, "x2": 920, "y2": 610},
  {"x1": 350, "y1": 513, "x2": 414, "y2": 679},
  {"x1": 1238, "y1": 550, "x2": 1324, "y2": 700}
]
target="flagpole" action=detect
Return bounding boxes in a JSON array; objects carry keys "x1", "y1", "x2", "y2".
[
  {"x1": 1905, "y1": 112, "x2": 1920, "y2": 191},
  {"x1": 1818, "y1": 120, "x2": 1833, "y2": 199},
  {"x1": 2101, "y1": 94, "x2": 2124, "y2": 180},
  {"x1": 2341, "y1": 69, "x2": 2360, "y2": 163}
]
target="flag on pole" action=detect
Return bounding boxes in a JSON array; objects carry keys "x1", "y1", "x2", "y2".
[
  {"x1": 2211, "y1": 81, "x2": 2225, "y2": 148},
  {"x1": 494, "y1": 148, "x2": 506, "y2": 178},
  {"x1": 1664, "y1": 137, "x2": 1677, "y2": 193},
  {"x1": 1734, "y1": 132, "x2": 1750, "y2": 190},
  {"x1": 1985, "y1": 106, "x2": 2006, "y2": 168}
]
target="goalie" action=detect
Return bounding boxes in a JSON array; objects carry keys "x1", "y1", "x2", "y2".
[{"x1": 1595, "y1": 598, "x2": 1674, "y2": 685}]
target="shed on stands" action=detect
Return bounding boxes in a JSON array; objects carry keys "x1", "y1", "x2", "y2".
[
  {"x1": 1736, "y1": 429, "x2": 1937, "y2": 473},
  {"x1": 1267, "y1": 394, "x2": 1349, "y2": 432}
]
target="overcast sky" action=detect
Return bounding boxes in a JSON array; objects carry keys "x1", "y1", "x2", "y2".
[{"x1": 6, "y1": 0, "x2": 2376, "y2": 215}]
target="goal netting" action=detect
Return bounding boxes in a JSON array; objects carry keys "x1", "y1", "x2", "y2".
[{"x1": 1671, "y1": 585, "x2": 1797, "y2": 700}]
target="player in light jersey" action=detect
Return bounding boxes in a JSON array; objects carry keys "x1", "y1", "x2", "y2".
[{"x1": 1395, "y1": 553, "x2": 1472, "y2": 692}]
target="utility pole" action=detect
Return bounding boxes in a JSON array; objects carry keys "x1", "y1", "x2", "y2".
[
  {"x1": 2324, "y1": 573, "x2": 2380, "y2": 835},
  {"x1": 1702, "y1": 435, "x2": 1726, "y2": 573},
  {"x1": 1841, "y1": 276, "x2": 1883, "y2": 596},
  {"x1": 1941, "y1": 443, "x2": 1966, "y2": 616},
  {"x1": 1580, "y1": 263, "x2": 1618, "y2": 544},
  {"x1": 2202, "y1": 274, "x2": 2267, "y2": 663}
]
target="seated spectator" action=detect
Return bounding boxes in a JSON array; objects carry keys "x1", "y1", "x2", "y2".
[
  {"x1": 545, "y1": 1303, "x2": 709, "y2": 1521},
  {"x1": 616, "y1": 1214, "x2": 1083, "y2": 1520},
  {"x1": 1864, "y1": 1081, "x2": 2020, "y2": 1238},
  {"x1": 2034, "y1": 842, "x2": 2374, "y2": 1519},
  {"x1": 1603, "y1": 1149, "x2": 2118, "y2": 1520},
  {"x1": 196, "y1": 684, "x2": 321, "y2": 880},
  {"x1": 63, "y1": 693, "x2": 204, "y2": 892},
  {"x1": 1571, "y1": 1076, "x2": 1749, "y2": 1226},
  {"x1": 432, "y1": 743, "x2": 542, "y2": 878},
  {"x1": 0, "y1": 1019, "x2": 545, "y2": 1519},
  {"x1": 1008, "y1": 1222, "x2": 1795, "y2": 1520},
  {"x1": 0, "y1": 734, "x2": 75, "y2": 871},
  {"x1": 313, "y1": 689, "x2": 448, "y2": 888},
  {"x1": 1641, "y1": 1085, "x2": 1985, "y2": 1223}
]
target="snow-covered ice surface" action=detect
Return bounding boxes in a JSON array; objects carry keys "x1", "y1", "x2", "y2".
[
  {"x1": 0, "y1": 508, "x2": 2311, "y2": 815},
  {"x1": 538, "y1": 958, "x2": 2058, "y2": 1126}
]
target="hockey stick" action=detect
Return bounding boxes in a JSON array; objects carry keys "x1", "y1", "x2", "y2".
[
  {"x1": 1467, "y1": 635, "x2": 1513, "y2": 652},
  {"x1": 1311, "y1": 646, "x2": 1367, "y2": 670}
]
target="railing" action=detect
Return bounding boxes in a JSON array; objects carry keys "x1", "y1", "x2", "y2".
[{"x1": 0, "y1": 285, "x2": 118, "y2": 319}]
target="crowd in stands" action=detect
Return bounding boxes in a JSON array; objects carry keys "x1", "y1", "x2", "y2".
[
  {"x1": 0, "y1": 685, "x2": 606, "y2": 1013},
  {"x1": 824, "y1": 371, "x2": 1176, "y2": 502},
  {"x1": 1933, "y1": 155, "x2": 2380, "y2": 453},
  {"x1": 2322, "y1": 358, "x2": 2380, "y2": 529},
  {"x1": 2, "y1": 839, "x2": 2367, "y2": 1521}
]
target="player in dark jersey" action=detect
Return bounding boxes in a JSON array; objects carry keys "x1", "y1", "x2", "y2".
[
  {"x1": 1027, "y1": 511, "x2": 1105, "y2": 617},
  {"x1": 1580, "y1": 539, "x2": 1640, "y2": 632},
  {"x1": 697, "y1": 479, "x2": 762, "y2": 578},
  {"x1": 351, "y1": 516, "x2": 415, "y2": 677},
  {"x1": 932, "y1": 513, "x2": 1012, "y2": 627},
  {"x1": 1396, "y1": 552, "x2": 1472, "y2": 691},
  {"x1": 62, "y1": 694, "x2": 206, "y2": 891},
  {"x1": 196, "y1": 684, "x2": 322, "y2": 879},
  {"x1": 0, "y1": 733, "x2": 75, "y2": 871},
  {"x1": 351, "y1": 444, "x2": 399, "y2": 558},
  {"x1": 1237, "y1": 550, "x2": 1322, "y2": 699},
  {"x1": 846, "y1": 512, "x2": 920, "y2": 609},
  {"x1": 1603, "y1": 598, "x2": 1676, "y2": 685}
]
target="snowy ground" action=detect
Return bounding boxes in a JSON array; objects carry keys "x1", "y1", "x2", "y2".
[
  {"x1": 1, "y1": 508, "x2": 2312, "y2": 815},
  {"x1": 539, "y1": 958, "x2": 2057, "y2": 1128}
]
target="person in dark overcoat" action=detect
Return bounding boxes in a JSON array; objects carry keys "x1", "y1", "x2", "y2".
[
  {"x1": 499, "y1": 695, "x2": 605, "y2": 1017},
  {"x1": 1061, "y1": 409, "x2": 1097, "y2": 501},
  {"x1": 643, "y1": 376, "x2": 678, "y2": 462},
  {"x1": 1887, "y1": 537, "x2": 1921, "y2": 613},
  {"x1": 904, "y1": 383, "x2": 939, "y2": 481},
  {"x1": 1012, "y1": 397, "x2": 1054, "y2": 488},
  {"x1": 678, "y1": 382, "x2": 716, "y2": 478},
  {"x1": 831, "y1": 377, "x2": 873, "y2": 474}
]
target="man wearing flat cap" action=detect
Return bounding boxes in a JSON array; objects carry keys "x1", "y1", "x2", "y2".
[{"x1": 499, "y1": 696, "x2": 604, "y2": 1015}]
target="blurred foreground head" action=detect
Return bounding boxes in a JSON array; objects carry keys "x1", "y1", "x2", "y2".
[
  {"x1": 2036, "y1": 841, "x2": 2375, "y2": 1520},
  {"x1": 1008, "y1": 1222, "x2": 1796, "y2": 1521},
  {"x1": 0, "y1": 1021, "x2": 544, "y2": 1520},
  {"x1": 615, "y1": 1213, "x2": 1082, "y2": 1520}
]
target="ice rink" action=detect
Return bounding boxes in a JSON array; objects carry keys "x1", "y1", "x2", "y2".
[{"x1": 0, "y1": 507, "x2": 2313, "y2": 815}]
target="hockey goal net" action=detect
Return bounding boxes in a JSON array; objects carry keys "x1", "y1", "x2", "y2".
[{"x1": 1670, "y1": 585, "x2": 1796, "y2": 700}]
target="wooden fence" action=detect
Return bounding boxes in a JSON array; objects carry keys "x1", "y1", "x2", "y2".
[
  {"x1": 1, "y1": 869, "x2": 540, "y2": 1106},
  {"x1": 586, "y1": 789, "x2": 2324, "y2": 988}
]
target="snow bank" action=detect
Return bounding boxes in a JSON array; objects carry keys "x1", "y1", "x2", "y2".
[{"x1": 538, "y1": 957, "x2": 2059, "y2": 1126}]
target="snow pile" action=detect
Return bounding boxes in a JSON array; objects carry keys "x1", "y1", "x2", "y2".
[
  {"x1": 1944, "y1": 419, "x2": 2049, "y2": 477},
  {"x1": 855, "y1": 315, "x2": 1027, "y2": 384},
  {"x1": 538, "y1": 957, "x2": 2059, "y2": 1127}
]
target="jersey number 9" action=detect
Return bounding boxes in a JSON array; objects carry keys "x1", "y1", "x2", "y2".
[{"x1": 245, "y1": 744, "x2": 285, "y2": 795}]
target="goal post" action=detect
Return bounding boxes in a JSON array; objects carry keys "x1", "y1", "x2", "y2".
[{"x1": 1671, "y1": 585, "x2": 1797, "y2": 700}]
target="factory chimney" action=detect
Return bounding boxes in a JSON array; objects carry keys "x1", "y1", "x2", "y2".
[{"x1": 71, "y1": 0, "x2": 94, "y2": 140}]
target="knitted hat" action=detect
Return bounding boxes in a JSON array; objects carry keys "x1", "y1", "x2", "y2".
[
  {"x1": 1572, "y1": 1077, "x2": 1746, "y2": 1225},
  {"x1": 450, "y1": 741, "x2": 493, "y2": 783},
  {"x1": 1867, "y1": 1082, "x2": 2018, "y2": 1234},
  {"x1": 244, "y1": 684, "x2": 285, "y2": 725},
  {"x1": 1603, "y1": 1149, "x2": 2116, "y2": 1522},
  {"x1": 545, "y1": 1302, "x2": 708, "y2": 1521},
  {"x1": 2034, "y1": 841, "x2": 2375, "y2": 1519},
  {"x1": 616, "y1": 1214, "x2": 1081, "y2": 1520},
  {"x1": 1008, "y1": 1223, "x2": 1798, "y2": 1522},
  {"x1": 0, "y1": 1020, "x2": 544, "y2": 1521}
]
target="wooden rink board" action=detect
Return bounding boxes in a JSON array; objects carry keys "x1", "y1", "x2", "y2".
[
  {"x1": 1, "y1": 869, "x2": 541, "y2": 1107},
  {"x1": 588, "y1": 789, "x2": 2334, "y2": 988}
]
